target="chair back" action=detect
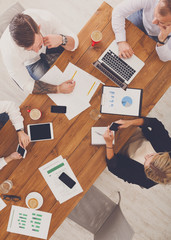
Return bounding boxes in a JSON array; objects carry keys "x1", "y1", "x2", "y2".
[
  {"x1": 94, "y1": 205, "x2": 134, "y2": 240},
  {"x1": 68, "y1": 185, "x2": 117, "y2": 234}
]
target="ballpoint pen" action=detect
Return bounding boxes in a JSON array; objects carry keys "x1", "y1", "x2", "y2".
[{"x1": 95, "y1": 131, "x2": 103, "y2": 136}]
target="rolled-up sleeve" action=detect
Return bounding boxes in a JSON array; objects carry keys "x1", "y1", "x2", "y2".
[
  {"x1": 0, "y1": 101, "x2": 24, "y2": 130},
  {"x1": 0, "y1": 158, "x2": 7, "y2": 170}
]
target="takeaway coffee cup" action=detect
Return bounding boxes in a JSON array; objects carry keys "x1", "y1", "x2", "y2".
[
  {"x1": 91, "y1": 30, "x2": 102, "y2": 46},
  {"x1": 28, "y1": 108, "x2": 41, "y2": 120}
]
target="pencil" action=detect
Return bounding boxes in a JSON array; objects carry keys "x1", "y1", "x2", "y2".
[
  {"x1": 87, "y1": 82, "x2": 96, "y2": 95},
  {"x1": 71, "y1": 71, "x2": 77, "y2": 80}
]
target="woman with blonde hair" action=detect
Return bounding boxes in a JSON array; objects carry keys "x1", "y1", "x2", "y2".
[{"x1": 103, "y1": 117, "x2": 171, "y2": 188}]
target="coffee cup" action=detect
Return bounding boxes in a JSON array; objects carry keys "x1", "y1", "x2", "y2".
[
  {"x1": 26, "y1": 192, "x2": 43, "y2": 210},
  {"x1": 28, "y1": 108, "x2": 41, "y2": 120},
  {"x1": 91, "y1": 30, "x2": 102, "y2": 47}
]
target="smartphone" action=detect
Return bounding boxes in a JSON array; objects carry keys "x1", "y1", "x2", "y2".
[
  {"x1": 109, "y1": 122, "x2": 121, "y2": 131},
  {"x1": 51, "y1": 105, "x2": 67, "y2": 113},
  {"x1": 58, "y1": 172, "x2": 76, "y2": 189},
  {"x1": 16, "y1": 144, "x2": 27, "y2": 158}
]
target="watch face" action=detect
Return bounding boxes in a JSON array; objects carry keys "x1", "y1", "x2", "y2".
[{"x1": 62, "y1": 35, "x2": 67, "y2": 46}]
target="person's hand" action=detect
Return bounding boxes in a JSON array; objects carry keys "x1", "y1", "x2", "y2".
[
  {"x1": 117, "y1": 41, "x2": 134, "y2": 58},
  {"x1": 4, "y1": 152, "x2": 22, "y2": 163},
  {"x1": 115, "y1": 119, "x2": 133, "y2": 129},
  {"x1": 17, "y1": 131, "x2": 30, "y2": 149},
  {"x1": 158, "y1": 25, "x2": 171, "y2": 43},
  {"x1": 43, "y1": 34, "x2": 62, "y2": 49},
  {"x1": 57, "y1": 80, "x2": 76, "y2": 94},
  {"x1": 103, "y1": 127, "x2": 114, "y2": 146}
]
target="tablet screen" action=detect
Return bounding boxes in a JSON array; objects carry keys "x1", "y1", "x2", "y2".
[{"x1": 27, "y1": 123, "x2": 54, "y2": 142}]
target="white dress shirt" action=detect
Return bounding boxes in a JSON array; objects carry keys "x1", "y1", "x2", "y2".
[
  {"x1": 0, "y1": 100, "x2": 24, "y2": 170},
  {"x1": 0, "y1": 9, "x2": 79, "y2": 93},
  {"x1": 112, "y1": 0, "x2": 171, "y2": 62}
]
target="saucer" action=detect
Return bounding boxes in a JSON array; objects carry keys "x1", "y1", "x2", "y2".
[{"x1": 25, "y1": 192, "x2": 43, "y2": 210}]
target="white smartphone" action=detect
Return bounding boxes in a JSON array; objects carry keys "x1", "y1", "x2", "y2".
[{"x1": 16, "y1": 144, "x2": 27, "y2": 158}]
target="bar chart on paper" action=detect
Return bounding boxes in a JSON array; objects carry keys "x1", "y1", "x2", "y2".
[{"x1": 7, "y1": 206, "x2": 52, "y2": 239}]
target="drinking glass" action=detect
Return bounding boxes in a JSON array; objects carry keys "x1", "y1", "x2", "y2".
[
  {"x1": 89, "y1": 109, "x2": 101, "y2": 120},
  {"x1": 0, "y1": 180, "x2": 13, "y2": 194}
]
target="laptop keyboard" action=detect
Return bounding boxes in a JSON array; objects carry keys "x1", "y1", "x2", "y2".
[{"x1": 102, "y1": 50, "x2": 136, "y2": 81}]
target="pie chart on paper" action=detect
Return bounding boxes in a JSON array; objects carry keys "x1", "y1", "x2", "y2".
[{"x1": 122, "y1": 96, "x2": 132, "y2": 107}]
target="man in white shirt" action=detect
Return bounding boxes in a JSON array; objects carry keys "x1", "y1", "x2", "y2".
[
  {"x1": 0, "y1": 9, "x2": 79, "y2": 94},
  {"x1": 0, "y1": 101, "x2": 30, "y2": 170},
  {"x1": 112, "y1": 0, "x2": 171, "y2": 62}
]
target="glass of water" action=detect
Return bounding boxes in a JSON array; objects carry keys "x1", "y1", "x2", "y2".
[
  {"x1": 0, "y1": 180, "x2": 13, "y2": 194},
  {"x1": 89, "y1": 109, "x2": 101, "y2": 121}
]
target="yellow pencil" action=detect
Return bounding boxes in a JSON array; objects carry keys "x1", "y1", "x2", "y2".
[
  {"x1": 87, "y1": 82, "x2": 96, "y2": 95},
  {"x1": 71, "y1": 71, "x2": 77, "y2": 80}
]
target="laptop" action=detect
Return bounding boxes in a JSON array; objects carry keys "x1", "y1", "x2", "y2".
[{"x1": 93, "y1": 40, "x2": 145, "y2": 90}]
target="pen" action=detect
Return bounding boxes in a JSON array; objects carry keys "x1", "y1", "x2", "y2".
[
  {"x1": 87, "y1": 82, "x2": 96, "y2": 95},
  {"x1": 95, "y1": 131, "x2": 103, "y2": 136},
  {"x1": 71, "y1": 71, "x2": 77, "y2": 80}
]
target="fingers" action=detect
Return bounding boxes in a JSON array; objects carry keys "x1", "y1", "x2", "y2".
[{"x1": 119, "y1": 48, "x2": 134, "y2": 58}]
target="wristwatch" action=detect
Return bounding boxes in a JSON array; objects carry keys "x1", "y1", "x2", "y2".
[
  {"x1": 16, "y1": 128, "x2": 24, "y2": 132},
  {"x1": 60, "y1": 34, "x2": 68, "y2": 46},
  {"x1": 158, "y1": 38, "x2": 168, "y2": 45}
]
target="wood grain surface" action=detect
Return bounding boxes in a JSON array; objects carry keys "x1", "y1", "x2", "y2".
[{"x1": 0, "y1": 2, "x2": 170, "y2": 239}]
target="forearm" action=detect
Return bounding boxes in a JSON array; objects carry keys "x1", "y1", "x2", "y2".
[
  {"x1": 32, "y1": 81, "x2": 58, "y2": 94},
  {"x1": 106, "y1": 143, "x2": 114, "y2": 160},
  {"x1": 63, "y1": 36, "x2": 76, "y2": 51},
  {"x1": 130, "y1": 118, "x2": 144, "y2": 126}
]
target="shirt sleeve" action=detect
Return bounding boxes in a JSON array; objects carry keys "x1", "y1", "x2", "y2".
[
  {"x1": 112, "y1": 0, "x2": 147, "y2": 42},
  {"x1": 0, "y1": 158, "x2": 7, "y2": 170},
  {"x1": 156, "y1": 38, "x2": 171, "y2": 62},
  {"x1": 0, "y1": 101, "x2": 24, "y2": 130}
]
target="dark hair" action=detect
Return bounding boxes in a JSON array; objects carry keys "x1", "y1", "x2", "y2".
[
  {"x1": 9, "y1": 13, "x2": 40, "y2": 48},
  {"x1": 159, "y1": 0, "x2": 171, "y2": 16}
]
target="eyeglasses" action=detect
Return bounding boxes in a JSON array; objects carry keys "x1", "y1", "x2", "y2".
[{"x1": 2, "y1": 194, "x2": 21, "y2": 202}]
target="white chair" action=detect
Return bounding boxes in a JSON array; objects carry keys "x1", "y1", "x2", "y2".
[{"x1": 68, "y1": 185, "x2": 134, "y2": 240}]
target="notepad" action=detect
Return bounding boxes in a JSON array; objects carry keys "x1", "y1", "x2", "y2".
[{"x1": 91, "y1": 127, "x2": 115, "y2": 145}]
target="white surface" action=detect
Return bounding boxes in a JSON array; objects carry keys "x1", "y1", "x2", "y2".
[
  {"x1": 101, "y1": 86, "x2": 142, "y2": 116},
  {"x1": 91, "y1": 127, "x2": 115, "y2": 145},
  {"x1": 0, "y1": 198, "x2": 7, "y2": 211},
  {"x1": 39, "y1": 156, "x2": 83, "y2": 204},
  {"x1": 7, "y1": 205, "x2": 52, "y2": 239},
  {"x1": 48, "y1": 63, "x2": 100, "y2": 120},
  {"x1": 25, "y1": 192, "x2": 43, "y2": 210}
]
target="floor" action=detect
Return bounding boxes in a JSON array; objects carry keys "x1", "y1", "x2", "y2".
[{"x1": 0, "y1": 1, "x2": 171, "y2": 240}]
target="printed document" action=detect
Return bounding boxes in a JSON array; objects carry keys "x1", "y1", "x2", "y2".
[
  {"x1": 39, "y1": 156, "x2": 83, "y2": 203},
  {"x1": 7, "y1": 206, "x2": 52, "y2": 239}
]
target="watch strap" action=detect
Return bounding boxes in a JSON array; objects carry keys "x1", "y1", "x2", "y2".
[{"x1": 60, "y1": 34, "x2": 68, "y2": 46}]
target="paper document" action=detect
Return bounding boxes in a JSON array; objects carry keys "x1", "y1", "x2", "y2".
[
  {"x1": 7, "y1": 206, "x2": 52, "y2": 239},
  {"x1": 101, "y1": 86, "x2": 142, "y2": 116},
  {"x1": 0, "y1": 197, "x2": 7, "y2": 211},
  {"x1": 40, "y1": 65, "x2": 63, "y2": 85},
  {"x1": 47, "y1": 63, "x2": 101, "y2": 120},
  {"x1": 91, "y1": 127, "x2": 115, "y2": 145},
  {"x1": 39, "y1": 156, "x2": 83, "y2": 204}
]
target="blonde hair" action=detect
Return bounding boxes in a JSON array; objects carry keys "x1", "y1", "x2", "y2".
[{"x1": 144, "y1": 152, "x2": 171, "y2": 184}]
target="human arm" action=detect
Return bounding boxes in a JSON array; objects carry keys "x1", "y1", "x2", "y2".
[
  {"x1": 112, "y1": 0, "x2": 147, "y2": 58},
  {"x1": 0, "y1": 101, "x2": 30, "y2": 148},
  {"x1": 114, "y1": 118, "x2": 144, "y2": 129},
  {"x1": 0, "y1": 153, "x2": 22, "y2": 170},
  {"x1": 43, "y1": 35, "x2": 75, "y2": 51},
  {"x1": 156, "y1": 35, "x2": 171, "y2": 62},
  {"x1": 103, "y1": 127, "x2": 114, "y2": 160},
  {"x1": 32, "y1": 79, "x2": 75, "y2": 94}
]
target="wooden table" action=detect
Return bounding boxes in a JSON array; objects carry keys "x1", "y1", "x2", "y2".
[{"x1": 0, "y1": 2, "x2": 170, "y2": 239}]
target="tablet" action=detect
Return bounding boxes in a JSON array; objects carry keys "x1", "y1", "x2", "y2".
[{"x1": 27, "y1": 123, "x2": 54, "y2": 142}]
